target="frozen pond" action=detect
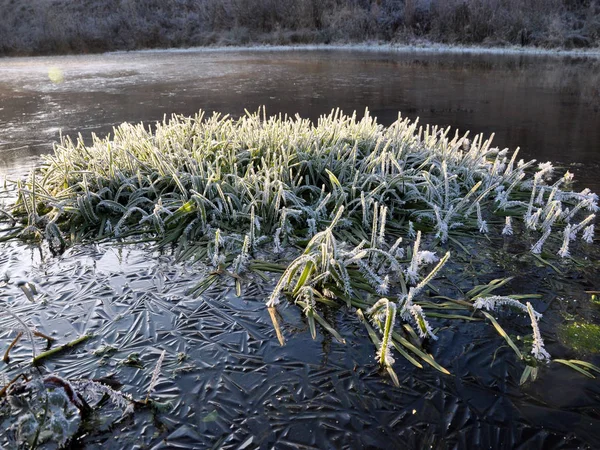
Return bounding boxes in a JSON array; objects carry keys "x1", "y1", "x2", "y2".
[{"x1": 0, "y1": 47, "x2": 599, "y2": 189}]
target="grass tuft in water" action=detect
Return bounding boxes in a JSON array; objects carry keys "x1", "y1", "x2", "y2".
[{"x1": 1, "y1": 108, "x2": 598, "y2": 385}]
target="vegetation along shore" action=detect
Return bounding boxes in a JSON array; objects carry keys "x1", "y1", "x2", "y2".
[{"x1": 1, "y1": 0, "x2": 599, "y2": 57}]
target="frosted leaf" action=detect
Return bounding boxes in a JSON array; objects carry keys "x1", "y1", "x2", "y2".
[{"x1": 502, "y1": 216, "x2": 513, "y2": 236}]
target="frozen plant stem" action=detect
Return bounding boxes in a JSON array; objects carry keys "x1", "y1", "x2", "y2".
[
  {"x1": 33, "y1": 334, "x2": 93, "y2": 366},
  {"x1": 527, "y1": 302, "x2": 550, "y2": 362}
]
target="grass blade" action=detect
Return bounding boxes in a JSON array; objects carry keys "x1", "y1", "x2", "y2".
[
  {"x1": 553, "y1": 359, "x2": 595, "y2": 378},
  {"x1": 267, "y1": 307, "x2": 286, "y2": 346},
  {"x1": 481, "y1": 311, "x2": 523, "y2": 360}
]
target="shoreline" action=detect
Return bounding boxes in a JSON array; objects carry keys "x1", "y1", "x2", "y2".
[
  {"x1": 116, "y1": 42, "x2": 600, "y2": 58},
  {"x1": 3, "y1": 42, "x2": 600, "y2": 61}
]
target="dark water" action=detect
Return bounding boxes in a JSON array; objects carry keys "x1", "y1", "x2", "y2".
[
  {"x1": 1, "y1": 49, "x2": 600, "y2": 448},
  {"x1": 0, "y1": 236, "x2": 599, "y2": 449},
  {"x1": 0, "y1": 48, "x2": 599, "y2": 189},
  {"x1": 1, "y1": 230, "x2": 599, "y2": 448}
]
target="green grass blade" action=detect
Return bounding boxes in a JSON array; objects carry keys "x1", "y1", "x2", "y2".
[
  {"x1": 386, "y1": 366, "x2": 400, "y2": 387},
  {"x1": 481, "y1": 311, "x2": 523, "y2": 360},
  {"x1": 553, "y1": 359, "x2": 595, "y2": 378},
  {"x1": 390, "y1": 339, "x2": 423, "y2": 369},
  {"x1": 520, "y1": 365, "x2": 533, "y2": 385},
  {"x1": 311, "y1": 310, "x2": 345, "y2": 344},
  {"x1": 391, "y1": 330, "x2": 450, "y2": 375}
]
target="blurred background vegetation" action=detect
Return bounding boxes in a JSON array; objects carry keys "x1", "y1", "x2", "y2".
[{"x1": 0, "y1": 0, "x2": 599, "y2": 56}]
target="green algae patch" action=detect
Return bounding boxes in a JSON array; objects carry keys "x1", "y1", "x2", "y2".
[{"x1": 559, "y1": 322, "x2": 600, "y2": 353}]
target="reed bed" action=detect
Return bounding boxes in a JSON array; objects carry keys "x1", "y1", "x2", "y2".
[{"x1": 1, "y1": 108, "x2": 598, "y2": 384}]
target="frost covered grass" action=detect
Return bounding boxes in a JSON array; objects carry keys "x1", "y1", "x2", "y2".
[
  {"x1": 1, "y1": 0, "x2": 599, "y2": 57},
  {"x1": 1, "y1": 108, "x2": 599, "y2": 385}
]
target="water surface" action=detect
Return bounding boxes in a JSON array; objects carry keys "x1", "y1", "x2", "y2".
[
  {"x1": 1, "y1": 236, "x2": 599, "y2": 448},
  {"x1": 0, "y1": 48, "x2": 599, "y2": 189}
]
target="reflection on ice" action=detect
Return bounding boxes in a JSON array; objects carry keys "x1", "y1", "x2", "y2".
[{"x1": 0, "y1": 47, "x2": 599, "y2": 185}]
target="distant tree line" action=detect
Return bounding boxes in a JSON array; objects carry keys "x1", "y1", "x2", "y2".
[{"x1": 0, "y1": 0, "x2": 598, "y2": 56}]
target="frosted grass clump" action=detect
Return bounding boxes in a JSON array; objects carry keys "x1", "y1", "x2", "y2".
[
  {"x1": 2, "y1": 108, "x2": 595, "y2": 261},
  {"x1": 267, "y1": 206, "x2": 449, "y2": 347},
  {"x1": 1, "y1": 108, "x2": 597, "y2": 385},
  {"x1": 473, "y1": 296, "x2": 551, "y2": 363}
]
